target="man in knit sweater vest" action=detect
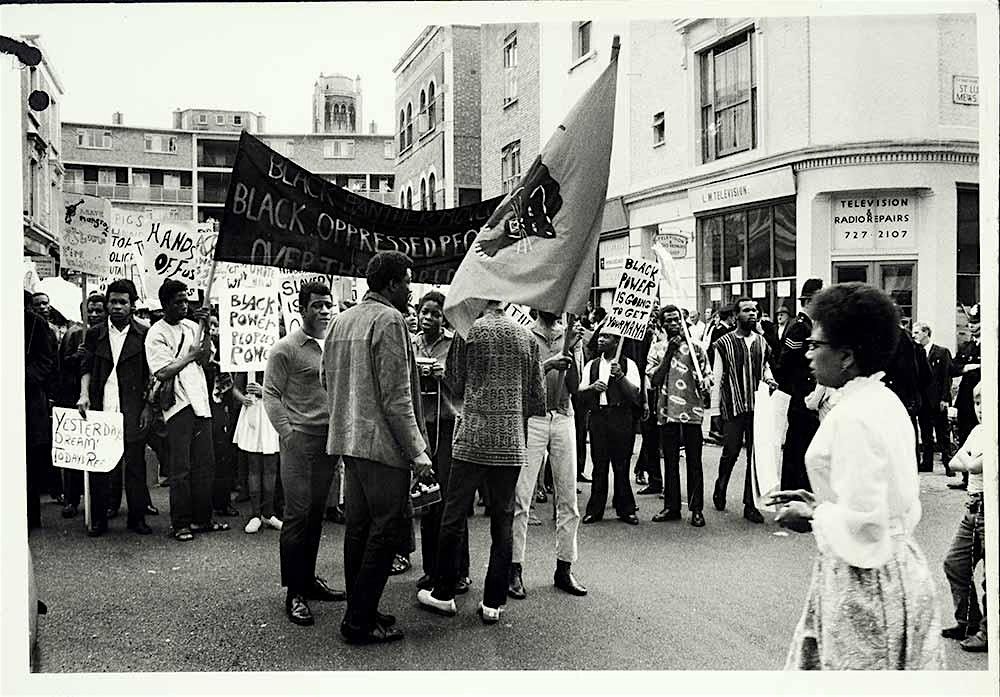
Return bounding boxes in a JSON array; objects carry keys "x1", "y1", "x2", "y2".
[
  {"x1": 709, "y1": 297, "x2": 777, "y2": 524},
  {"x1": 418, "y1": 301, "x2": 546, "y2": 624}
]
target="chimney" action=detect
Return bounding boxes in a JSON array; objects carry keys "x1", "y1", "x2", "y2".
[
  {"x1": 111, "y1": 111, "x2": 123, "y2": 125},
  {"x1": 369, "y1": 120, "x2": 377, "y2": 134}
]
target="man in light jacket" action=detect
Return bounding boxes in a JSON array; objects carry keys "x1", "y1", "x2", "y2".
[{"x1": 323, "y1": 251, "x2": 431, "y2": 645}]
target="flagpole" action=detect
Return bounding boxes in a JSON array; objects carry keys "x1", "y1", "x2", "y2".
[{"x1": 654, "y1": 243, "x2": 706, "y2": 388}]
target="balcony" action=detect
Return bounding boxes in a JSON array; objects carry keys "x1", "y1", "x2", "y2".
[
  {"x1": 63, "y1": 180, "x2": 192, "y2": 203},
  {"x1": 350, "y1": 189, "x2": 399, "y2": 206}
]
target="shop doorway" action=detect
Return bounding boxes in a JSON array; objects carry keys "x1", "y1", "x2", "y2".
[{"x1": 832, "y1": 261, "x2": 916, "y2": 328}]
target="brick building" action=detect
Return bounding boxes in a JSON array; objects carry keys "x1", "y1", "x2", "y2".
[
  {"x1": 393, "y1": 25, "x2": 482, "y2": 211},
  {"x1": 173, "y1": 108, "x2": 266, "y2": 133},
  {"x1": 482, "y1": 16, "x2": 980, "y2": 350}
]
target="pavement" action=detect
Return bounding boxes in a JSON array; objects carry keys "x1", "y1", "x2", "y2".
[{"x1": 29, "y1": 443, "x2": 989, "y2": 672}]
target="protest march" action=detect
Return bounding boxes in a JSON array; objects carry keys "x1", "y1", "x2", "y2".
[{"x1": 11, "y1": 7, "x2": 993, "y2": 681}]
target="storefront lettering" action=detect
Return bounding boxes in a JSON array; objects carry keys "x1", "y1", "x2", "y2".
[{"x1": 701, "y1": 184, "x2": 749, "y2": 205}]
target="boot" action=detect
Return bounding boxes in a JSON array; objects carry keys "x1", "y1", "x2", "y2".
[
  {"x1": 507, "y1": 562, "x2": 526, "y2": 600},
  {"x1": 554, "y1": 559, "x2": 587, "y2": 596}
]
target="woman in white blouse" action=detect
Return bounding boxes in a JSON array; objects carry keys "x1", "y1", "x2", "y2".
[{"x1": 767, "y1": 282, "x2": 944, "y2": 670}]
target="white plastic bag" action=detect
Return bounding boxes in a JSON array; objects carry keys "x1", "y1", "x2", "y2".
[{"x1": 752, "y1": 383, "x2": 782, "y2": 509}]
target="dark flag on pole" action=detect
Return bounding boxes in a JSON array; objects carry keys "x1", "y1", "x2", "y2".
[{"x1": 214, "y1": 132, "x2": 503, "y2": 284}]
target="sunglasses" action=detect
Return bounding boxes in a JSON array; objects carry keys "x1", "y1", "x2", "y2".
[{"x1": 805, "y1": 339, "x2": 834, "y2": 351}]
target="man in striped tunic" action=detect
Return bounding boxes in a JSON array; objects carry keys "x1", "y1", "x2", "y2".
[{"x1": 709, "y1": 297, "x2": 777, "y2": 524}]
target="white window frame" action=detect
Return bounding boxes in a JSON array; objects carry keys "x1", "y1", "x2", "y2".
[
  {"x1": 323, "y1": 139, "x2": 355, "y2": 159},
  {"x1": 77, "y1": 129, "x2": 112, "y2": 150},
  {"x1": 232, "y1": 114, "x2": 243, "y2": 126},
  {"x1": 215, "y1": 114, "x2": 225, "y2": 126},
  {"x1": 132, "y1": 171, "x2": 151, "y2": 189},
  {"x1": 699, "y1": 29, "x2": 757, "y2": 163},
  {"x1": 501, "y1": 140, "x2": 522, "y2": 195},
  {"x1": 97, "y1": 169, "x2": 116, "y2": 186},
  {"x1": 198, "y1": 114, "x2": 208, "y2": 125},
  {"x1": 384, "y1": 140, "x2": 394, "y2": 159},
  {"x1": 503, "y1": 31, "x2": 518, "y2": 106},
  {"x1": 163, "y1": 173, "x2": 181, "y2": 190},
  {"x1": 144, "y1": 134, "x2": 178, "y2": 154},
  {"x1": 572, "y1": 21, "x2": 592, "y2": 61}
]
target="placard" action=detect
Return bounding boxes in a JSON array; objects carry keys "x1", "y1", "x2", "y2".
[
  {"x1": 277, "y1": 272, "x2": 339, "y2": 335},
  {"x1": 142, "y1": 220, "x2": 217, "y2": 302},
  {"x1": 710, "y1": 287, "x2": 723, "y2": 302},
  {"x1": 729, "y1": 266, "x2": 743, "y2": 283},
  {"x1": 219, "y1": 285, "x2": 281, "y2": 372},
  {"x1": 23, "y1": 257, "x2": 40, "y2": 292},
  {"x1": 731, "y1": 284, "x2": 742, "y2": 295},
  {"x1": 95, "y1": 208, "x2": 151, "y2": 308},
  {"x1": 505, "y1": 303, "x2": 534, "y2": 327},
  {"x1": 751, "y1": 282, "x2": 766, "y2": 299},
  {"x1": 603, "y1": 257, "x2": 659, "y2": 341},
  {"x1": 62, "y1": 194, "x2": 113, "y2": 277},
  {"x1": 776, "y1": 280, "x2": 792, "y2": 297},
  {"x1": 51, "y1": 407, "x2": 123, "y2": 473}
]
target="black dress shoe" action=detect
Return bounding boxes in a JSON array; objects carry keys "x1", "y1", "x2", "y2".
[
  {"x1": 743, "y1": 506, "x2": 765, "y2": 524},
  {"x1": 619, "y1": 513, "x2": 640, "y2": 525},
  {"x1": 637, "y1": 486, "x2": 663, "y2": 496},
  {"x1": 215, "y1": 505, "x2": 240, "y2": 517},
  {"x1": 581, "y1": 513, "x2": 602, "y2": 524},
  {"x1": 690, "y1": 511, "x2": 706, "y2": 527},
  {"x1": 87, "y1": 522, "x2": 108, "y2": 538},
  {"x1": 554, "y1": 570, "x2": 588, "y2": 596},
  {"x1": 415, "y1": 574, "x2": 434, "y2": 591},
  {"x1": 508, "y1": 563, "x2": 526, "y2": 600},
  {"x1": 712, "y1": 482, "x2": 726, "y2": 511},
  {"x1": 145, "y1": 505, "x2": 159, "y2": 516},
  {"x1": 941, "y1": 624, "x2": 969, "y2": 639},
  {"x1": 576, "y1": 474, "x2": 592, "y2": 483},
  {"x1": 128, "y1": 521, "x2": 153, "y2": 535},
  {"x1": 341, "y1": 621, "x2": 404, "y2": 645},
  {"x1": 305, "y1": 577, "x2": 347, "y2": 601},
  {"x1": 652, "y1": 509, "x2": 681, "y2": 522},
  {"x1": 61, "y1": 503, "x2": 78, "y2": 519},
  {"x1": 948, "y1": 481, "x2": 968, "y2": 490},
  {"x1": 286, "y1": 594, "x2": 314, "y2": 626},
  {"x1": 375, "y1": 611, "x2": 397, "y2": 628},
  {"x1": 455, "y1": 576, "x2": 471, "y2": 595}
]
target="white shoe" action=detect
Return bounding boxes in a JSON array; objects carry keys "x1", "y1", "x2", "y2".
[
  {"x1": 263, "y1": 516, "x2": 283, "y2": 531},
  {"x1": 244, "y1": 517, "x2": 262, "y2": 534},
  {"x1": 477, "y1": 602, "x2": 504, "y2": 624},
  {"x1": 416, "y1": 588, "x2": 457, "y2": 616}
]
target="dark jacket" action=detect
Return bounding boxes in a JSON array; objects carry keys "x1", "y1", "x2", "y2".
[
  {"x1": 576, "y1": 354, "x2": 642, "y2": 413},
  {"x1": 81, "y1": 319, "x2": 151, "y2": 443},
  {"x1": 24, "y1": 309, "x2": 57, "y2": 446},
  {"x1": 882, "y1": 326, "x2": 928, "y2": 416},
  {"x1": 53, "y1": 324, "x2": 86, "y2": 408},
  {"x1": 775, "y1": 313, "x2": 816, "y2": 407},
  {"x1": 950, "y1": 339, "x2": 981, "y2": 434},
  {"x1": 922, "y1": 343, "x2": 953, "y2": 409}
]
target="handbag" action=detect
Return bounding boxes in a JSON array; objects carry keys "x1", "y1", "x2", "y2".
[{"x1": 146, "y1": 331, "x2": 186, "y2": 413}]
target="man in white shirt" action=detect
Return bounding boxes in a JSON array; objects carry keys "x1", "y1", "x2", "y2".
[
  {"x1": 579, "y1": 331, "x2": 643, "y2": 525},
  {"x1": 144, "y1": 279, "x2": 218, "y2": 541}
]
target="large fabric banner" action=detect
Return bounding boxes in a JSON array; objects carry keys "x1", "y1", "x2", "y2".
[
  {"x1": 215, "y1": 132, "x2": 503, "y2": 284},
  {"x1": 443, "y1": 50, "x2": 619, "y2": 337}
]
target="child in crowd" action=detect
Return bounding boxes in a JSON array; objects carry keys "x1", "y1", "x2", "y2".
[{"x1": 233, "y1": 371, "x2": 282, "y2": 534}]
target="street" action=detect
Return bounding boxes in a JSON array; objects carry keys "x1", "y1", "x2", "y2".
[{"x1": 29, "y1": 443, "x2": 988, "y2": 672}]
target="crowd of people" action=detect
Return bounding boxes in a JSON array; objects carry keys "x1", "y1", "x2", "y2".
[{"x1": 22, "y1": 252, "x2": 988, "y2": 663}]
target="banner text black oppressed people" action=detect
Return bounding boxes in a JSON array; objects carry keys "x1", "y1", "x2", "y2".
[{"x1": 215, "y1": 133, "x2": 504, "y2": 284}]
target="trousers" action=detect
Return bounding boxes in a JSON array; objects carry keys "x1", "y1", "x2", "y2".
[
  {"x1": 278, "y1": 430, "x2": 335, "y2": 593},
  {"x1": 342, "y1": 456, "x2": 411, "y2": 632},
  {"x1": 432, "y1": 459, "x2": 520, "y2": 609},
  {"x1": 943, "y1": 497, "x2": 987, "y2": 633},
  {"x1": 716, "y1": 412, "x2": 756, "y2": 509},
  {"x1": 584, "y1": 406, "x2": 637, "y2": 519},
  {"x1": 419, "y1": 419, "x2": 468, "y2": 578},
  {"x1": 165, "y1": 407, "x2": 215, "y2": 529},
  {"x1": 91, "y1": 439, "x2": 149, "y2": 526},
  {"x1": 660, "y1": 423, "x2": 704, "y2": 513},
  {"x1": 780, "y1": 404, "x2": 817, "y2": 492},
  {"x1": 513, "y1": 411, "x2": 580, "y2": 565}
]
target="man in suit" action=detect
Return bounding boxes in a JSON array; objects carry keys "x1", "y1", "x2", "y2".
[
  {"x1": 774, "y1": 279, "x2": 822, "y2": 492},
  {"x1": 24, "y1": 291, "x2": 57, "y2": 530},
  {"x1": 883, "y1": 315, "x2": 932, "y2": 471},
  {"x1": 77, "y1": 279, "x2": 154, "y2": 536},
  {"x1": 912, "y1": 321, "x2": 954, "y2": 473},
  {"x1": 949, "y1": 304, "x2": 981, "y2": 490}
]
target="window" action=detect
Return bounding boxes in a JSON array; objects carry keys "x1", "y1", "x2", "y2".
[
  {"x1": 400, "y1": 191, "x2": 406, "y2": 207},
  {"x1": 700, "y1": 30, "x2": 756, "y2": 162},
  {"x1": 419, "y1": 89, "x2": 427, "y2": 123},
  {"x1": 697, "y1": 199, "x2": 795, "y2": 316},
  {"x1": 348, "y1": 178, "x2": 366, "y2": 192},
  {"x1": 572, "y1": 21, "x2": 592, "y2": 60},
  {"x1": 420, "y1": 178, "x2": 427, "y2": 210},
  {"x1": 405, "y1": 103, "x2": 413, "y2": 149},
  {"x1": 77, "y1": 129, "x2": 112, "y2": 149},
  {"x1": 216, "y1": 114, "x2": 225, "y2": 126},
  {"x1": 652, "y1": 112, "x2": 665, "y2": 145},
  {"x1": 427, "y1": 173, "x2": 436, "y2": 210},
  {"x1": 427, "y1": 82, "x2": 436, "y2": 129},
  {"x1": 144, "y1": 134, "x2": 178, "y2": 153},
  {"x1": 132, "y1": 172, "x2": 150, "y2": 189},
  {"x1": 198, "y1": 114, "x2": 208, "y2": 125},
  {"x1": 323, "y1": 139, "x2": 355, "y2": 158},
  {"x1": 501, "y1": 140, "x2": 522, "y2": 195},
  {"x1": 503, "y1": 31, "x2": 518, "y2": 105},
  {"x1": 956, "y1": 185, "x2": 980, "y2": 340},
  {"x1": 399, "y1": 109, "x2": 406, "y2": 151},
  {"x1": 163, "y1": 174, "x2": 181, "y2": 190},
  {"x1": 232, "y1": 114, "x2": 243, "y2": 126},
  {"x1": 384, "y1": 140, "x2": 394, "y2": 159},
  {"x1": 406, "y1": 186, "x2": 413, "y2": 210}
]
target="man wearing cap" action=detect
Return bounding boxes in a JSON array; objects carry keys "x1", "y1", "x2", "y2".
[
  {"x1": 774, "y1": 279, "x2": 822, "y2": 492},
  {"x1": 949, "y1": 303, "x2": 981, "y2": 490}
]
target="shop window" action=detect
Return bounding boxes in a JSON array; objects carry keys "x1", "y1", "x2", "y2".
[
  {"x1": 699, "y1": 30, "x2": 756, "y2": 162},
  {"x1": 746, "y1": 206, "x2": 771, "y2": 279}
]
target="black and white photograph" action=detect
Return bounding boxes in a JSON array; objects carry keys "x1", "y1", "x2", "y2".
[{"x1": 0, "y1": 0, "x2": 997, "y2": 694}]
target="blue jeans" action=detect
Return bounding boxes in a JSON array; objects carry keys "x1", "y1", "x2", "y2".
[{"x1": 944, "y1": 495, "x2": 987, "y2": 633}]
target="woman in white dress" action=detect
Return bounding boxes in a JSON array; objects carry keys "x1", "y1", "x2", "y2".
[
  {"x1": 233, "y1": 371, "x2": 282, "y2": 534},
  {"x1": 767, "y1": 282, "x2": 944, "y2": 670}
]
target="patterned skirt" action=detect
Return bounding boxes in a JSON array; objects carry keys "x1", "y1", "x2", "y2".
[{"x1": 785, "y1": 536, "x2": 946, "y2": 670}]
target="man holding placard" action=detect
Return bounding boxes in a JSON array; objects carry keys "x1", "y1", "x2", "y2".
[{"x1": 78, "y1": 280, "x2": 154, "y2": 536}]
